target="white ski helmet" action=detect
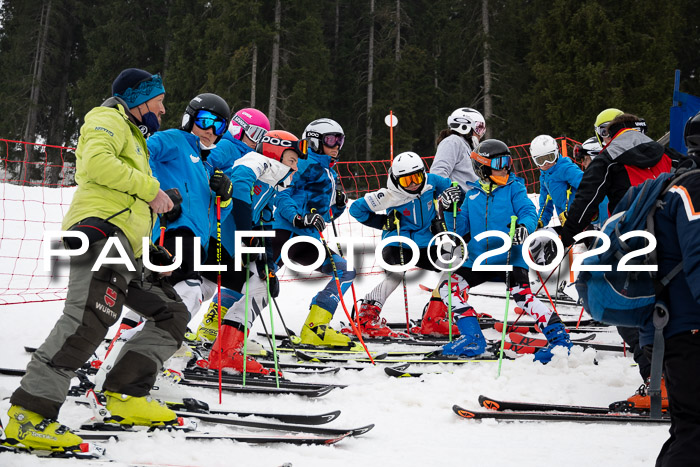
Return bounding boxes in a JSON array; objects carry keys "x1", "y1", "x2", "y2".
[
  {"x1": 581, "y1": 136, "x2": 602, "y2": 159},
  {"x1": 390, "y1": 151, "x2": 427, "y2": 194},
  {"x1": 530, "y1": 134, "x2": 559, "y2": 167},
  {"x1": 302, "y1": 118, "x2": 345, "y2": 153},
  {"x1": 447, "y1": 107, "x2": 486, "y2": 137}
]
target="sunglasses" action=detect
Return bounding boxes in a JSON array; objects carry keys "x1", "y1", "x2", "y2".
[
  {"x1": 322, "y1": 133, "x2": 345, "y2": 149},
  {"x1": 471, "y1": 152, "x2": 511, "y2": 170},
  {"x1": 533, "y1": 151, "x2": 558, "y2": 167},
  {"x1": 398, "y1": 171, "x2": 425, "y2": 188},
  {"x1": 194, "y1": 110, "x2": 227, "y2": 136}
]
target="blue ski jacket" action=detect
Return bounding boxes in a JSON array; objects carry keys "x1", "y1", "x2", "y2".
[
  {"x1": 349, "y1": 173, "x2": 453, "y2": 247},
  {"x1": 537, "y1": 156, "x2": 582, "y2": 226},
  {"x1": 457, "y1": 176, "x2": 537, "y2": 269},
  {"x1": 273, "y1": 150, "x2": 345, "y2": 239},
  {"x1": 640, "y1": 170, "x2": 700, "y2": 346},
  {"x1": 147, "y1": 129, "x2": 216, "y2": 250}
]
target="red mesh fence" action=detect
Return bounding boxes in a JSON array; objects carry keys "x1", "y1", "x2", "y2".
[{"x1": 0, "y1": 137, "x2": 580, "y2": 305}]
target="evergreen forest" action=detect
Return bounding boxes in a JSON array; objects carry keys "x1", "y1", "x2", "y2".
[{"x1": 1, "y1": 0, "x2": 698, "y2": 172}]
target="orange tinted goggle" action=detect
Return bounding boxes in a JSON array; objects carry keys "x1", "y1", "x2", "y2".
[{"x1": 398, "y1": 172, "x2": 425, "y2": 188}]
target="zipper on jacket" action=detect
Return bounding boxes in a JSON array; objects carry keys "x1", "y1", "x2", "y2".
[{"x1": 484, "y1": 190, "x2": 492, "y2": 264}]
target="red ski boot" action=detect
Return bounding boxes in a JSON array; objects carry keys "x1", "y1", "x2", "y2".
[
  {"x1": 356, "y1": 300, "x2": 410, "y2": 338},
  {"x1": 207, "y1": 323, "x2": 281, "y2": 377},
  {"x1": 420, "y1": 297, "x2": 459, "y2": 336}
]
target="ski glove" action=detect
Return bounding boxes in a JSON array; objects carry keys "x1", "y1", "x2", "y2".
[
  {"x1": 160, "y1": 188, "x2": 183, "y2": 223},
  {"x1": 381, "y1": 210, "x2": 401, "y2": 232},
  {"x1": 558, "y1": 211, "x2": 568, "y2": 226},
  {"x1": 511, "y1": 224, "x2": 529, "y2": 245},
  {"x1": 148, "y1": 244, "x2": 175, "y2": 267},
  {"x1": 209, "y1": 170, "x2": 233, "y2": 202},
  {"x1": 335, "y1": 187, "x2": 348, "y2": 209},
  {"x1": 437, "y1": 186, "x2": 461, "y2": 211},
  {"x1": 254, "y1": 254, "x2": 279, "y2": 298},
  {"x1": 431, "y1": 216, "x2": 448, "y2": 235},
  {"x1": 293, "y1": 213, "x2": 325, "y2": 232}
]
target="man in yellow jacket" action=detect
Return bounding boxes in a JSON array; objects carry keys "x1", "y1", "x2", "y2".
[{"x1": 3, "y1": 68, "x2": 189, "y2": 455}]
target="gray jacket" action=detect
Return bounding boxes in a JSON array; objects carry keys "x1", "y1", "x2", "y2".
[{"x1": 429, "y1": 134, "x2": 477, "y2": 193}]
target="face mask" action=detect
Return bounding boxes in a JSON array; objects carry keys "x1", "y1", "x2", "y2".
[
  {"x1": 140, "y1": 111, "x2": 161, "y2": 137},
  {"x1": 259, "y1": 162, "x2": 293, "y2": 187},
  {"x1": 489, "y1": 173, "x2": 509, "y2": 185},
  {"x1": 199, "y1": 140, "x2": 216, "y2": 151}
]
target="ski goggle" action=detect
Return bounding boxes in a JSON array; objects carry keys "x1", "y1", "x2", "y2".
[
  {"x1": 595, "y1": 122, "x2": 611, "y2": 138},
  {"x1": 322, "y1": 133, "x2": 345, "y2": 149},
  {"x1": 532, "y1": 151, "x2": 558, "y2": 167},
  {"x1": 194, "y1": 110, "x2": 227, "y2": 136},
  {"x1": 397, "y1": 171, "x2": 425, "y2": 188},
  {"x1": 471, "y1": 152, "x2": 511, "y2": 170},
  {"x1": 232, "y1": 114, "x2": 268, "y2": 143}
]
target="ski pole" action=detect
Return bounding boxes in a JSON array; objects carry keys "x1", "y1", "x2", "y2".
[
  {"x1": 313, "y1": 216, "x2": 375, "y2": 364},
  {"x1": 259, "y1": 220, "x2": 280, "y2": 387},
  {"x1": 393, "y1": 215, "x2": 411, "y2": 334},
  {"x1": 271, "y1": 296, "x2": 301, "y2": 355},
  {"x1": 242, "y1": 253, "x2": 251, "y2": 386},
  {"x1": 449, "y1": 182, "x2": 459, "y2": 342},
  {"x1": 215, "y1": 196, "x2": 223, "y2": 403},
  {"x1": 433, "y1": 196, "x2": 454, "y2": 342},
  {"x1": 497, "y1": 215, "x2": 518, "y2": 378},
  {"x1": 329, "y1": 208, "x2": 362, "y2": 329},
  {"x1": 528, "y1": 250, "x2": 559, "y2": 317}
]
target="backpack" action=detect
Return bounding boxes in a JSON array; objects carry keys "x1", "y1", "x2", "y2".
[{"x1": 575, "y1": 162, "x2": 699, "y2": 418}]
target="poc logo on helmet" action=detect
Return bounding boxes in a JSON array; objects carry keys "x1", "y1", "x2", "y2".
[{"x1": 260, "y1": 135, "x2": 293, "y2": 147}]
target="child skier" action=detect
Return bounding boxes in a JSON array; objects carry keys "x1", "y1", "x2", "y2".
[
  {"x1": 192, "y1": 108, "x2": 272, "y2": 342},
  {"x1": 349, "y1": 151, "x2": 460, "y2": 338},
  {"x1": 271, "y1": 118, "x2": 354, "y2": 348},
  {"x1": 206, "y1": 130, "x2": 304, "y2": 374},
  {"x1": 437, "y1": 139, "x2": 572, "y2": 363}
]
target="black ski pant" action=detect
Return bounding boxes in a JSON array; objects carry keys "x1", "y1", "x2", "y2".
[
  {"x1": 618, "y1": 325, "x2": 651, "y2": 381},
  {"x1": 654, "y1": 331, "x2": 700, "y2": 467},
  {"x1": 10, "y1": 232, "x2": 189, "y2": 420}
]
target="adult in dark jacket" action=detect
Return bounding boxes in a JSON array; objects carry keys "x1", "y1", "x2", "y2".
[
  {"x1": 561, "y1": 113, "x2": 677, "y2": 248},
  {"x1": 641, "y1": 112, "x2": 700, "y2": 466}
]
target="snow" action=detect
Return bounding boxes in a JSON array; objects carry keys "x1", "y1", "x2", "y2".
[{"x1": 0, "y1": 191, "x2": 670, "y2": 466}]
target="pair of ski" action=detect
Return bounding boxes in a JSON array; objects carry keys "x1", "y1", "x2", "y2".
[
  {"x1": 452, "y1": 395, "x2": 670, "y2": 424},
  {"x1": 75, "y1": 404, "x2": 373, "y2": 445},
  {"x1": 505, "y1": 332, "x2": 625, "y2": 354}
]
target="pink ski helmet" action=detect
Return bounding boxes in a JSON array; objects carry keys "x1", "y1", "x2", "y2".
[{"x1": 229, "y1": 108, "x2": 271, "y2": 144}]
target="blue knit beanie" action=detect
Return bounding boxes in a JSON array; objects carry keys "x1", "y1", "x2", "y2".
[{"x1": 112, "y1": 68, "x2": 165, "y2": 108}]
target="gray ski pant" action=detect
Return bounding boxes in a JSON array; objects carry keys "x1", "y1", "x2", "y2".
[{"x1": 10, "y1": 232, "x2": 189, "y2": 419}]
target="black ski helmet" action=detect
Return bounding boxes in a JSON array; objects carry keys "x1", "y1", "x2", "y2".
[
  {"x1": 181, "y1": 93, "x2": 231, "y2": 144},
  {"x1": 685, "y1": 110, "x2": 700, "y2": 156},
  {"x1": 470, "y1": 139, "x2": 512, "y2": 181}
]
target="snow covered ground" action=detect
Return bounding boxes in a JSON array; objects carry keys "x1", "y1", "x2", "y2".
[
  {"x1": 0, "y1": 271, "x2": 669, "y2": 467},
  {"x1": 0, "y1": 188, "x2": 669, "y2": 466}
]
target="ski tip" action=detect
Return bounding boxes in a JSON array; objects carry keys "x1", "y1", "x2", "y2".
[
  {"x1": 350, "y1": 423, "x2": 375, "y2": 436},
  {"x1": 452, "y1": 405, "x2": 477, "y2": 419},
  {"x1": 478, "y1": 396, "x2": 500, "y2": 410},
  {"x1": 320, "y1": 410, "x2": 342, "y2": 422}
]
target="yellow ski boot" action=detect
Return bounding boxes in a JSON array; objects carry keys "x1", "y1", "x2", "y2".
[
  {"x1": 195, "y1": 302, "x2": 229, "y2": 342},
  {"x1": 299, "y1": 305, "x2": 352, "y2": 347},
  {"x1": 103, "y1": 391, "x2": 178, "y2": 427},
  {"x1": 4, "y1": 405, "x2": 84, "y2": 452}
]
